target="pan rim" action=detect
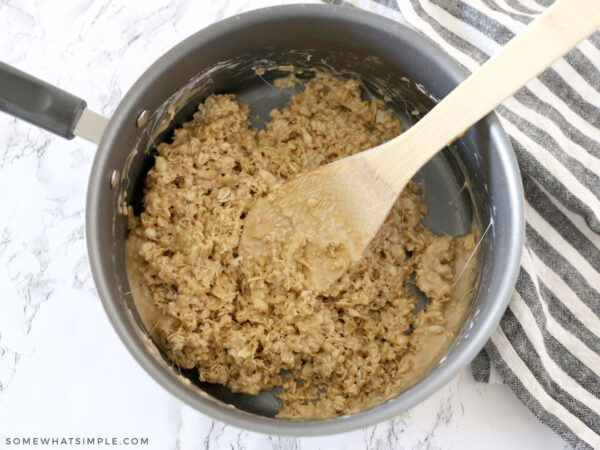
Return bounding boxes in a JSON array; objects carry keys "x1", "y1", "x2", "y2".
[{"x1": 86, "y1": 3, "x2": 524, "y2": 436}]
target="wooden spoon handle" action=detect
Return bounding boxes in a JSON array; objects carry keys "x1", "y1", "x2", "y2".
[{"x1": 365, "y1": 0, "x2": 600, "y2": 193}]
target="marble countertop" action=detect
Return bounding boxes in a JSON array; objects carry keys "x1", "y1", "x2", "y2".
[{"x1": 0, "y1": 1, "x2": 569, "y2": 449}]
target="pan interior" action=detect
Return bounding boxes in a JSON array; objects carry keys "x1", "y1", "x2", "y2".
[{"x1": 119, "y1": 57, "x2": 483, "y2": 419}]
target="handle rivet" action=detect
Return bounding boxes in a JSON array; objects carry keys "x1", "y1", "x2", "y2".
[
  {"x1": 109, "y1": 169, "x2": 120, "y2": 190},
  {"x1": 136, "y1": 109, "x2": 150, "y2": 128}
]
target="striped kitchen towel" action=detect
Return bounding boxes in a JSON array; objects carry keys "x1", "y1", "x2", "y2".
[{"x1": 322, "y1": 0, "x2": 600, "y2": 448}]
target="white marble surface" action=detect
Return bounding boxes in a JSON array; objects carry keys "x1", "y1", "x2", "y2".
[{"x1": 0, "y1": 1, "x2": 570, "y2": 449}]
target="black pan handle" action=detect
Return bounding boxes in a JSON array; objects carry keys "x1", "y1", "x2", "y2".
[{"x1": 0, "y1": 61, "x2": 87, "y2": 140}]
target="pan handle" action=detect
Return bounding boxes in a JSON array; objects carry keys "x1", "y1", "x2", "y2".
[{"x1": 0, "y1": 61, "x2": 104, "y2": 141}]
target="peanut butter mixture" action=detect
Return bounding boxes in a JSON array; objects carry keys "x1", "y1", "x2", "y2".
[{"x1": 126, "y1": 74, "x2": 478, "y2": 419}]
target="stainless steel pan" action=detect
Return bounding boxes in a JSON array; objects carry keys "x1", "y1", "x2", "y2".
[{"x1": 0, "y1": 4, "x2": 524, "y2": 435}]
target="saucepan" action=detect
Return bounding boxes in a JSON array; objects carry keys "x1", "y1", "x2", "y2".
[{"x1": 0, "y1": 4, "x2": 523, "y2": 435}]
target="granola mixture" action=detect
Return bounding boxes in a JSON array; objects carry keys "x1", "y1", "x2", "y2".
[{"x1": 126, "y1": 74, "x2": 478, "y2": 419}]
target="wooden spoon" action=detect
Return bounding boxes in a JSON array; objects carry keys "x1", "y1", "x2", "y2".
[{"x1": 241, "y1": 0, "x2": 600, "y2": 292}]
